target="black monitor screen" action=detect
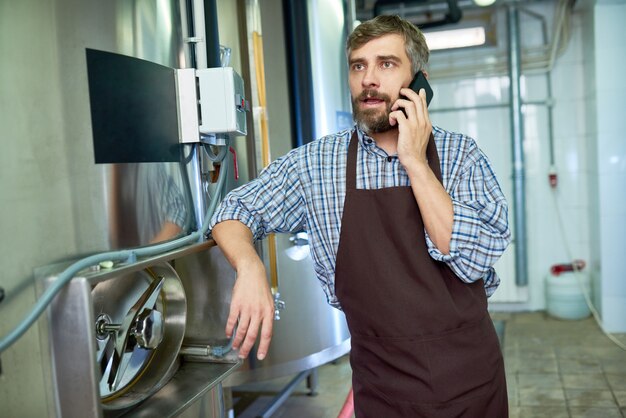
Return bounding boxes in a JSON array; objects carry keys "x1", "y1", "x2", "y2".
[{"x1": 86, "y1": 48, "x2": 181, "y2": 163}]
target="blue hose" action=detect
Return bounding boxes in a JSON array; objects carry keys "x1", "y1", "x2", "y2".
[{"x1": 0, "y1": 143, "x2": 230, "y2": 354}]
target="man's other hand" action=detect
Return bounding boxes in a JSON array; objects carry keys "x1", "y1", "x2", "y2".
[{"x1": 225, "y1": 260, "x2": 274, "y2": 360}]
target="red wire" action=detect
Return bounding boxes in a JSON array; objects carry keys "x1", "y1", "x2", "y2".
[{"x1": 229, "y1": 147, "x2": 239, "y2": 180}]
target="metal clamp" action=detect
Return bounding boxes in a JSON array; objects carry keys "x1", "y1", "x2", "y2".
[
  {"x1": 289, "y1": 232, "x2": 309, "y2": 246},
  {"x1": 96, "y1": 308, "x2": 164, "y2": 350},
  {"x1": 97, "y1": 275, "x2": 165, "y2": 390},
  {"x1": 273, "y1": 292, "x2": 285, "y2": 321}
]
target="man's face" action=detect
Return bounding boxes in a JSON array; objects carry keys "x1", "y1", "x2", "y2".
[{"x1": 348, "y1": 33, "x2": 413, "y2": 134}]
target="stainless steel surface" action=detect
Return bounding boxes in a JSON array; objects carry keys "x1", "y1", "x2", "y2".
[
  {"x1": 2, "y1": 0, "x2": 347, "y2": 415},
  {"x1": 132, "y1": 307, "x2": 165, "y2": 350},
  {"x1": 45, "y1": 277, "x2": 103, "y2": 418},
  {"x1": 507, "y1": 5, "x2": 528, "y2": 287},
  {"x1": 224, "y1": 234, "x2": 351, "y2": 386},
  {"x1": 307, "y1": 0, "x2": 353, "y2": 138},
  {"x1": 109, "y1": 162, "x2": 193, "y2": 248},
  {"x1": 125, "y1": 362, "x2": 239, "y2": 418},
  {"x1": 93, "y1": 263, "x2": 186, "y2": 409},
  {"x1": 97, "y1": 310, "x2": 167, "y2": 351},
  {"x1": 187, "y1": 144, "x2": 209, "y2": 232},
  {"x1": 194, "y1": 0, "x2": 351, "y2": 387},
  {"x1": 1, "y1": 0, "x2": 200, "y2": 412},
  {"x1": 36, "y1": 243, "x2": 238, "y2": 417},
  {"x1": 100, "y1": 274, "x2": 165, "y2": 392},
  {"x1": 174, "y1": 367, "x2": 235, "y2": 418},
  {"x1": 182, "y1": 348, "x2": 241, "y2": 365},
  {"x1": 175, "y1": 236, "x2": 350, "y2": 386},
  {"x1": 175, "y1": 245, "x2": 236, "y2": 347},
  {"x1": 84, "y1": 241, "x2": 215, "y2": 286}
]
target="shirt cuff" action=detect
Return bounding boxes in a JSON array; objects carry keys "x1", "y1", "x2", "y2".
[
  {"x1": 208, "y1": 206, "x2": 264, "y2": 241},
  {"x1": 426, "y1": 200, "x2": 481, "y2": 262}
]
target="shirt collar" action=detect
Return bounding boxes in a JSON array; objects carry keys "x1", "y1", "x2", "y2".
[{"x1": 354, "y1": 126, "x2": 395, "y2": 159}]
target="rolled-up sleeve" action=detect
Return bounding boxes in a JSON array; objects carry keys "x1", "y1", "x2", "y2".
[
  {"x1": 209, "y1": 149, "x2": 307, "y2": 241},
  {"x1": 426, "y1": 148, "x2": 511, "y2": 292}
]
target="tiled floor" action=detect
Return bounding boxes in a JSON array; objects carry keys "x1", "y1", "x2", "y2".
[{"x1": 231, "y1": 312, "x2": 626, "y2": 417}]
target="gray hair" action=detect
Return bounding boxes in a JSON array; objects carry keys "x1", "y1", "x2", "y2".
[{"x1": 346, "y1": 15, "x2": 430, "y2": 74}]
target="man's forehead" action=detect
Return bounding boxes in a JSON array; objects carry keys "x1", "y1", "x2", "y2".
[{"x1": 349, "y1": 33, "x2": 407, "y2": 60}]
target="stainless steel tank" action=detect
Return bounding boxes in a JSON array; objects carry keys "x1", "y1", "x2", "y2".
[
  {"x1": 212, "y1": 0, "x2": 353, "y2": 386},
  {"x1": 0, "y1": 0, "x2": 354, "y2": 416},
  {"x1": 176, "y1": 235, "x2": 351, "y2": 387},
  {"x1": 0, "y1": 0, "x2": 244, "y2": 416}
]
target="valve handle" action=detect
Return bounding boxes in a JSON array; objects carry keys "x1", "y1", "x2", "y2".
[{"x1": 273, "y1": 292, "x2": 286, "y2": 321}]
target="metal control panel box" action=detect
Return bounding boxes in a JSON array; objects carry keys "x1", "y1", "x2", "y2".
[{"x1": 197, "y1": 67, "x2": 247, "y2": 136}]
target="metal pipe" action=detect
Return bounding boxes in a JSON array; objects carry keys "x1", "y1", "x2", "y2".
[
  {"x1": 346, "y1": 0, "x2": 357, "y2": 30},
  {"x1": 429, "y1": 103, "x2": 509, "y2": 114},
  {"x1": 185, "y1": 0, "x2": 197, "y2": 68},
  {"x1": 283, "y1": 0, "x2": 316, "y2": 147},
  {"x1": 429, "y1": 101, "x2": 553, "y2": 115},
  {"x1": 518, "y1": 6, "x2": 556, "y2": 167},
  {"x1": 255, "y1": 369, "x2": 314, "y2": 417},
  {"x1": 191, "y1": 0, "x2": 208, "y2": 69},
  {"x1": 236, "y1": 0, "x2": 259, "y2": 180},
  {"x1": 203, "y1": 0, "x2": 221, "y2": 68},
  {"x1": 186, "y1": 144, "x2": 207, "y2": 232},
  {"x1": 507, "y1": 5, "x2": 528, "y2": 287}
]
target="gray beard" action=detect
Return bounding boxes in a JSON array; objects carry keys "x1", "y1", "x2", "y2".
[{"x1": 352, "y1": 97, "x2": 396, "y2": 134}]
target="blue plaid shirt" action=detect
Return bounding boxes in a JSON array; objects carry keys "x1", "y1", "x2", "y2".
[{"x1": 210, "y1": 126, "x2": 510, "y2": 308}]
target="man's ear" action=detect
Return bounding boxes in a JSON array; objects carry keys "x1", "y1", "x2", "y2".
[{"x1": 422, "y1": 70, "x2": 430, "y2": 80}]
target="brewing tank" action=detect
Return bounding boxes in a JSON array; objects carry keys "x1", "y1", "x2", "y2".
[
  {"x1": 0, "y1": 0, "x2": 243, "y2": 416},
  {"x1": 0, "y1": 0, "x2": 353, "y2": 416}
]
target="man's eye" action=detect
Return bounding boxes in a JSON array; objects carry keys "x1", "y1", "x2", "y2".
[
  {"x1": 353, "y1": 64, "x2": 364, "y2": 71},
  {"x1": 382, "y1": 61, "x2": 393, "y2": 68}
]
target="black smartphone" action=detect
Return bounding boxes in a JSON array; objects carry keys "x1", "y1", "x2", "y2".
[{"x1": 406, "y1": 71, "x2": 433, "y2": 107}]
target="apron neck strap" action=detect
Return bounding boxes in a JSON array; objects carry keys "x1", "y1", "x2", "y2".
[{"x1": 347, "y1": 130, "x2": 359, "y2": 190}]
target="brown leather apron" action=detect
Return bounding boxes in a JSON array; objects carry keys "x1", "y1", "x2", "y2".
[{"x1": 335, "y1": 132, "x2": 508, "y2": 417}]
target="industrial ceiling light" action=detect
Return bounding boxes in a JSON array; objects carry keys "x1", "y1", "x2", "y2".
[
  {"x1": 473, "y1": 0, "x2": 496, "y2": 6},
  {"x1": 373, "y1": 0, "x2": 463, "y2": 29},
  {"x1": 424, "y1": 26, "x2": 487, "y2": 50}
]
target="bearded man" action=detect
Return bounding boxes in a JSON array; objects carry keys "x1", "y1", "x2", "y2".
[{"x1": 210, "y1": 14, "x2": 511, "y2": 417}]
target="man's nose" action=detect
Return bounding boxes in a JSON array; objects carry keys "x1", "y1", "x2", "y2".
[{"x1": 361, "y1": 67, "x2": 379, "y2": 88}]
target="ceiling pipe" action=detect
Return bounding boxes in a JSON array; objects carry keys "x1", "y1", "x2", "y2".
[{"x1": 372, "y1": 0, "x2": 463, "y2": 28}]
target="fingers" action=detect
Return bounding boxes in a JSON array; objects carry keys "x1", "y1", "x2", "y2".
[
  {"x1": 225, "y1": 288, "x2": 275, "y2": 360},
  {"x1": 235, "y1": 305, "x2": 274, "y2": 359},
  {"x1": 395, "y1": 88, "x2": 432, "y2": 165},
  {"x1": 388, "y1": 107, "x2": 403, "y2": 126},
  {"x1": 256, "y1": 314, "x2": 274, "y2": 360},
  {"x1": 415, "y1": 88, "x2": 430, "y2": 121},
  {"x1": 225, "y1": 305, "x2": 239, "y2": 338},
  {"x1": 398, "y1": 88, "x2": 426, "y2": 116},
  {"x1": 237, "y1": 316, "x2": 260, "y2": 359}
]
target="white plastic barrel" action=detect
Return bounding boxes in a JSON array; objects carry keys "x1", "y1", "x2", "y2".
[{"x1": 546, "y1": 271, "x2": 592, "y2": 320}]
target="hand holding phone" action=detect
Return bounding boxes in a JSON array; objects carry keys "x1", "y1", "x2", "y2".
[
  {"x1": 395, "y1": 71, "x2": 434, "y2": 167},
  {"x1": 405, "y1": 71, "x2": 433, "y2": 107}
]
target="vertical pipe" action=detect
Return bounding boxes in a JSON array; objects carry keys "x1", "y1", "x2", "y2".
[
  {"x1": 236, "y1": 0, "x2": 259, "y2": 179},
  {"x1": 183, "y1": 0, "x2": 205, "y2": 232},
  {"x1": 186, "y1": 0, "x2": 222, "y2": 231},
  {"x1": 192, "y1": 0, "x2": 208, "y2": 68},
  {"x1": 518, "y1": 6, "x2": 556, "y2": 167},
  {"x1": 185, "y1": 0, "x2": 197, "y2": 68},
  {"x1": 186, "y1": 145, "x2": 206, "y2": 232},
  {"x1": 203, "y1": 0, "x2": 222, "y2": 68},
  {"x1": 346, "y1": 0, "x2": 357, "y2": 30},
  {"x1": 507, "y1": 5, "x2": 528, "y2": 286},
  {"x1": 283, "y1": 0, "x2": 316, "y2": 147}
]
